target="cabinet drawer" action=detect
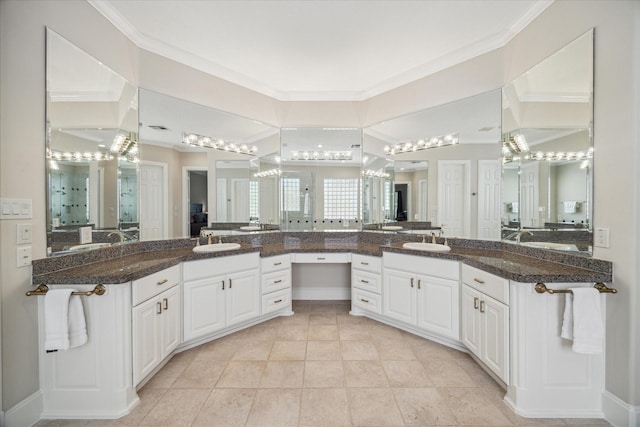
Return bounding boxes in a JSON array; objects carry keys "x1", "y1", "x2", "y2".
[
  {"x1": 352, "y1": 270, "x2": 381, "y2": 294},
  {"x1": 262, "y1": 269, "x2": 291, "y2": 294},
  {"x1": 183, "y1": 253, "x2": 259, "y2": 281},
  {"x1": 461, "y1": 264, "x2": 509, "y2": 305},
  {"x1": 261, "y1": 254, "x2": 291, "y2": 274},
  {"x1": 352, "y1": 288, "x2": 382, "y2": 314},
  {"x1": 132, "y1": 264, "x2": 181, "y2": 306},
  {"x1": 262, "y1": 288, "x2": 291, "y2": 315},
  {"x1": 351, "y1": 254, "x2": 382, "y2": 274},
  {"x1": 383, "y1": 252, "x2": 459, "y2": 280},
  {"x1": 292, "y1": 252, "x2": 351, "y2": 263}
]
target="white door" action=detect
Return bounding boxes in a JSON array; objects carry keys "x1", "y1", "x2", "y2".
[
  {"x1": 160, "y1": 286, "x2": 181, "y2": 359},
  {"x1": 132, "y1": 297, "x2": 161, "y2": 385},
  {"x1": 520, "y1": 162, "x2": 539, "y2": 228},
  {"x1": 461, "y1": 285, "x2": 481, "y2": 357},
  {"x1": 183, "y1": 276, "x2": 226, "y2": 341},
  {"x1": 226, "y1": 269, "x2": 260, "y2": 327},
  {"x1": 481, "y1": 295, "x2": 509, "y2": 383},
  {"x1": 416, "y1": 275, "x2": 460, "y2": 340},
  {"x1": 438, "y1": 160, "x2": 470, "y2": 237},
  {"x1": 477, "y1": 160, "x2": 502, "y2": 240},
  {"x1": 140, "y1": 163, "x2": 166, "y2": 240},
  {"x1": 418, "y1": 179, "x2": 428, "y2": 221},
  {"x1": 382, "y1": 269, "x2": 416, "y2": 325},
  {"x1": 216, "y1": 178, "x2": 227, "y2": 222},
  {"x1": 231, "y1": 179, "x2": 250, "y2": 222}
]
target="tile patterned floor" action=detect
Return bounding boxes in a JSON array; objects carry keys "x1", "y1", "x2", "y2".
[{"x1": 35, "y1": 301, "x2": 612, "y2": 427}]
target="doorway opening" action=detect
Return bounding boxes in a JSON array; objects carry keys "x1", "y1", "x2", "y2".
[{"x1": 188, "y1": 170, "x2": 208, "y2": 237}]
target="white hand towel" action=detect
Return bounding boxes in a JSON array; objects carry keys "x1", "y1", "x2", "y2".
[
  {"x1": 44, "y1": 289, "x2": 88, "y2": 351},
  {"x1": 564, "y1": 201, "x2": 577, "y2": 214},
  {"x1": 560, "y1": 288, "x2": 603, "y2": 354}
]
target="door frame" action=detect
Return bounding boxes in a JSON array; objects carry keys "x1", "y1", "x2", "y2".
[
  {"x1": 182, "y1": 166, "x2": 208, "y2": 238},
  {"x1": 394, "y1": 181, "x2": 412, "y2": 221},
  {"x1": 437, "y1": 160, "x2": 471, "y2": 238},
  {"x1": 139, "y1": 160, "x2": 169, "y2": 240}
]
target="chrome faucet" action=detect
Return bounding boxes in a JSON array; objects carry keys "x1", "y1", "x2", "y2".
[
  {"x1": 431, "y1": 232, "x2": 437, "y2": 244},
  {"x1": 513, "y1": 230, "x2": 533, "y2": 244},
  {"x1": 108, "y1": 230, "x2": 126, "y2": 244}
]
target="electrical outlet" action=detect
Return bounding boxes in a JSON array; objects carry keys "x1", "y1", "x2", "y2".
[
  {"x1": 17, "y1": 246, "x2": 32, "y2": 267},
  {"x1": 594, "y1": 227, "x2": 610, "y2": 248}
]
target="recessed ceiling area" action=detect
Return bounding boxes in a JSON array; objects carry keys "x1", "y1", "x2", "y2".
[{"x1": 89, "y1": 0, "x2": 553, "y2": 101}]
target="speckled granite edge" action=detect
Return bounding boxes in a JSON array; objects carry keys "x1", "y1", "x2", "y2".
[{"x1": 32, "y1": 231, "x2": 613, "y2": 285}]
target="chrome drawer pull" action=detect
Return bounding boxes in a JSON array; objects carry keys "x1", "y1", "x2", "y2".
[
  {"x1": 360, "y1": 298, "x2": 369, "y2": 303},
  {"x1": 163, "y1": 298, "x2": 168, "y2": 310},
  {"x1": 417, "y1": 279, "x2": 421, "y2": 290},
  {"x1": 317, "y1": 257, "x2": 326, "y2": 260},
  {"x1": 222, "y1": 280, "x2": 225, "y2": 290},
  {"x1": 361, "y1": 279, "x2": 369, "y2": 284},
  {"x1": 274, "y1": 299, "x2": 283, "y2": 304},
  {"x1": 156, "y1": 302, "x2": 162, "y2": 314},
  {"x1": 156, "y1": 279, "x2": 168, "y2": 285},
  {"x1": 274, "y1": 262, "x2": 282, "y2": 266},
  {"x1": 274, "y1": 279, "x2": 282, "y2": 284},
  {"x1": 473, "y1": 297, "x2": 479, "y2": 309},
  {"x1": 480, "y1": 300, "x2": 486, "y2": 313},
  {"x1": 229, "y1": 279, "x2": 232, "y2": 289},
  {"x1": 360, "y1": 262, "x2": 369, "y2": 265},
  {"x1": 410, "y1": 278, "x2": 414, "y2": 288},
  {"x1": 474, "y1": 278, "x2": 485, "y2": 284}
]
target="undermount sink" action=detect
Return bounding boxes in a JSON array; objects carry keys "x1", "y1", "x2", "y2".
[
  {"x1": 521, "y1": 241, "x2": 579, "y2": 251},
  {"x1": 239, "y1": 226, "x2": 261, "y2": 231},
  {"x1": 68, "y1": 242, "x2": 111, "y2": 251},
  {"x1": 402, "y1": 242, "x2": 451, "y2": 253},
  {"x1": 193, "y1": 242, "x2": 242, "y2": 253},
  {"x1": 381, "y1": 226, "x2": 403, "y2": 231}
]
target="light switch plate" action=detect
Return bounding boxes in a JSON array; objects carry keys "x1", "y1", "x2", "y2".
[
  {"x1": 594, "y1": 227, "x2": 610, "y2": 248},
  {"x1": 0, "y1": 198, "x2": 32, "y2": 219},
  {"x1": 17, "y1": 246, "x2": 32, "y2": 268},
  {"x1": 17, "y1": 223, "x2": 32, "y2": 244}
]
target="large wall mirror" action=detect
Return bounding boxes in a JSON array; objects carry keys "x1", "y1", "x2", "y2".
[
  {"x1": 46, "y1": 29, "x2": 138, "y2": 255},
  {"x1": 138, "y1": 89, "x2": 280, "y2": 239},
  {"x1": 364, "y1": 90, "x2": 502, "y2": 239},
  {"x1": 502, "y1": 29, "x2": 594, "y2": 253},
  {"x1": 280, "y1": 128, "x2": 363, "y2": 231}
]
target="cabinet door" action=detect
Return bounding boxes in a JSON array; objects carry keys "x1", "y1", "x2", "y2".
[
  {"x1": 481, "y1": 295, "x2": 509, "y2": 383},
  {"x1": 132, "y1": 296, "x2": 162, "y2": 385},
  {"x1": 416, "y1": 274, "x2": 460, "y2": 340},
  {"x1": 226, "y1": 269, "x2": 260, "y2": 327},
  {"x1": 183, "y1": 275, "x2": 225, "y2": 341},
  {"x1": 382, "y1": 268, "x2": 416, "y2": 325},
  {"x1": 461, "y1": 285, "x2": 482, "y2": 357},
  {"x1": 160, "y1": 285, "x2": 181, "y2": 359}
]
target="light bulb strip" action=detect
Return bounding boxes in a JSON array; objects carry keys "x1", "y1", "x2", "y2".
[
  {"x1": 290, "y1": 150, "x2": 352, "y2": 161},
  {"x1": 182, "y1": 132, "x2": 257, "y2": 156},
  {"x1": 254, "y1": 168, "x2": 281, "y2": 178},
  {"x1": 362, "y1": 169, "x2": 390, "y2": 178},
  {"x1": 384, "y1": 133, "x2": 459, "y2": 155},
  {"x1": 47, "y1": 149, "x2": 114, "y2": 162}
]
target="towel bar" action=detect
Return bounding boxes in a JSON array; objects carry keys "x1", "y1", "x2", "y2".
[
  {"x1": 534, "y1": 282, "x2": 617, "y2": 295},
  {"x1": 26, "y1": 284, "x2": 106, "y2": 297}
]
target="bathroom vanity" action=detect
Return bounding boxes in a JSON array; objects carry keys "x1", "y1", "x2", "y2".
[{"x1": 31, "y1": 231, "x2": 613, "y2": 420}]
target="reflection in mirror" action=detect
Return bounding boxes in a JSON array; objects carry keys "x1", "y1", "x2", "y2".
[
  {"x1": 280, "y1": 128, "x2": 362, "y2": 231},
  {"x1": 46, "y1": 29, "x2": 138, "y2": 255},
  {"x1": 138, "y1": 89, "x2": 280, "y2": 239},
  {"x1": 502, "y1": 29, "x2": 593, "y2": 253},
  {"x1": 364, "y1": 90, "x2": 502, "y2": 239}
]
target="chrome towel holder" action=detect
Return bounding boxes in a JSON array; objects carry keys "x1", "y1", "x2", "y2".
[
  {"x1": 534, "y1": 282, "x2": 617, "y2": 295},
  {"x1": 26, "y1": 284, "x2": 106, "y2": 297}
]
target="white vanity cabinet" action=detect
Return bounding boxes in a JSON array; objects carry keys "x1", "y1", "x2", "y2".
[
  {"x1": 351, "y1": 254, "x2": 382, "y2": 314},
  {"x1": 460, "y1": 264, "x2": 509, "y2": 384},
  {"x1": 261, "y1": 254, "x2": 292, "y2": 314},
  {"x1": 132, "y1": 265, "x2": 182, "y2": 386},
  {"x1": 183, "y1": 253, "x2": 260, "y2": 341},
  {"x1": 382, "y1": 252, "x2": 460, "y2": 340}
]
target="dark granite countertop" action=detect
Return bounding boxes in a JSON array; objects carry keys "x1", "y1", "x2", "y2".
[{"x1": 32, "y1": 233, "x2": 612, "y2": 285}]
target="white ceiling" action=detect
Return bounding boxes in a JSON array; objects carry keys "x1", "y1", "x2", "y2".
[{"x1": 89, "y1": 0, "x2": 553, "y2": 101}]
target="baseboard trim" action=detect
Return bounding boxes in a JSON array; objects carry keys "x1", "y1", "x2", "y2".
[
  {"x1": 4, "y1": 390, "x2": 42, "y2": 427},
  {"x1": 292, "y1": 287, "x2": 350, "y2": 300},
  {"x1": 602, "y1": 390, "x2": 640, "y2": 427}
]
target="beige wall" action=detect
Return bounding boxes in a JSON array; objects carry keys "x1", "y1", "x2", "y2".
[{"x1": 0, "y1": 0, "x2": 638, "y2": 419}]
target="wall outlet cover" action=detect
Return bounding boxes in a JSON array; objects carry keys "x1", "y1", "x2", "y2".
[{"x1": 79, "y1": 226, "x2": 92, "y2": 244}]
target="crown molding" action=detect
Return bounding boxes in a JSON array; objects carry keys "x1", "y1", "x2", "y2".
[{"x1": 88, "y1": 0, "x2": 555, "y2": 103}]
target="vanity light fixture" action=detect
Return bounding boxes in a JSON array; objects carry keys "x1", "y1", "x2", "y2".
[
  {"x1": 362, "y1": 169, "x2": 390, "y2": 178},
  {"x1": 524, "y1": 148, "x2": 593, "y2": 162},
  {"x1": 47, "y1": 148, "x2": 114, "y2": 162},
  {"x1": 182, "y1": 132, "x2": 257, "y2": 156},
  {"x1": 383, "y1": 133, "x2": 459, "y2": 155},
  {"x1": 254, "y1": 168, "x2": 281, "y2": 178},
  {"x1": 290, "y1": 150, "x2": 352, "y2": 161}
]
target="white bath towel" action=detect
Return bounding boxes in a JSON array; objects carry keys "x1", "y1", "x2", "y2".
[
  {"x1": 44, "y1": 289, "x2": 87, "y2": 351},
  {"x1": 511, "y1": 201, "x2": 519, "y2": 213},
  {"x1": 560, "y1": 288, "x2": 604, "y2": 354}
]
